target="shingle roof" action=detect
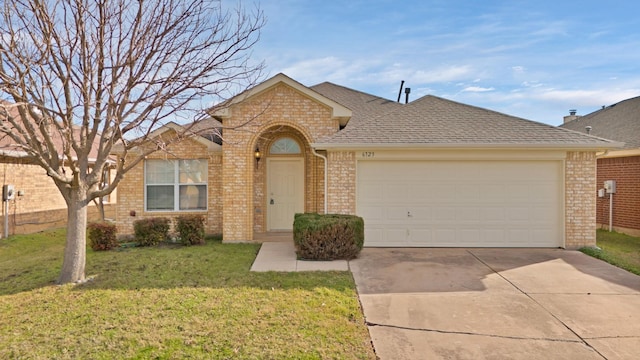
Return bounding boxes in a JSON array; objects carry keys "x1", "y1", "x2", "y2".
[
  {"x1": 0, "y1": 101, "x2": 104, "y2": 161},
  {"x1": 559, "y1": 96, "x2": 640, "y2": 149},
  {"x1": 310, "y1": 82, "x2": 404, "y2": 128},
  {"x1": 312, "y1": 90, "x2": 621, "y2": 149}
]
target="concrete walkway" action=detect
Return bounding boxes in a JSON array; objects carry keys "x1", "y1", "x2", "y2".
[{"x1": 250, "y1": 242, "x2": 349, "y2": 272}]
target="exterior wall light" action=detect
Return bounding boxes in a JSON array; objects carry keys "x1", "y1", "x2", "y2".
[{"x1": 254, "y1": 147, "x2": 261, "y2": 165}]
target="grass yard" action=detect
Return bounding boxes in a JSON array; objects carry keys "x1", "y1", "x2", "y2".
[
  {"x1": 580, "y1": 229, "x2": 640, "y2": 276},
  {"x1": 0, "y1": 229, "x2": 375, "y2": 359}
]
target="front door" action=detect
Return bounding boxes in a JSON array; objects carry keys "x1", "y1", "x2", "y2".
[{"x1": 267, "y1": 158, "x2": 304, "y2": 230}]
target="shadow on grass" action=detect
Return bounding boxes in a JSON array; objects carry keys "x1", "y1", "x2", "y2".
[{"x1": 0, "y1": 236, "x2": 355, "y2": 296}]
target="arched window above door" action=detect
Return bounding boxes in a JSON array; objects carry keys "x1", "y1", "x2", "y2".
[{"x1": 270, "y1": 137, "x2": 301, "y2": 155}]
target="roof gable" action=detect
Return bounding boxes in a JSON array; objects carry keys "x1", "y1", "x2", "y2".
[
  {"x1": 212, "y1": 73, "x2": 352, "y2": 126},
  {"x1": 111, "y1": 122, "x2": 221, "y2": 154},
  {"x1": 560, "y1": 96, "x2": 640, "y2": 149}
]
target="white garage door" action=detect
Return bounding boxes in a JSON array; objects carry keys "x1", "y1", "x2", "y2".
[{"x1": 357, "y1": 160, "x2": 563, "y2": 247}]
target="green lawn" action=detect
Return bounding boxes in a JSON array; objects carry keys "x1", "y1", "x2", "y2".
[
  {"x1": 580, "y1": 229, "x2": 640, "y2": 275},
  {"x1": 0, "y1": 230, "x2": 375, "y2": 359}
]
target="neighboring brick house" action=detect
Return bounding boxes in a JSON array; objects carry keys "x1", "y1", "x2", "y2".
[
  {"x1": 115, "y1": 73, "x2": 620, "y2": 249},
  {"x1": 560, "y1": 97, "x2": 640, "y2": 236},
  {"x1": 0, "y1": 103, "x2": 115, "y2": 236}
]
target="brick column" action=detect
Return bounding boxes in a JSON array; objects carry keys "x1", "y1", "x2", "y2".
[
  {"x1": 326, "y1": 151, "x2": 356, "y2": 214},
  {"x1": 565, "y1": 151, "x2": 597, "y2": 248},
  {"x1": 222, "y1": 142, "x2": 253, "y2": 242}
]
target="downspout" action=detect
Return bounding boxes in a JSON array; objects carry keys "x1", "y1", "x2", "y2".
[
  {"x1": 311, "y1": 148, "x2": 328, "y2": 214},
  {"x1": 596, "y1": 150, "x2": 610, "y2": 231}
]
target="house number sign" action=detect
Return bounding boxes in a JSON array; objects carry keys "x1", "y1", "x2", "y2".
[{"x1": 361, "y1": 151, "x2": 375, "y2": 158}]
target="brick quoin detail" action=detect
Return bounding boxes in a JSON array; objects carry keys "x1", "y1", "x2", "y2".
[{"x1": 596, "y1": 155, "x2": 640, "y2": 235}]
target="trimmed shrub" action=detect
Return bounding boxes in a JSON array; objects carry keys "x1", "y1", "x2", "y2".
[
  {"x1": 293, "y1": 213, "x2": 364, "y2": 260},
  {"x1": 133, "y1": 217, "x2": 170, "y2": 246},
  {"x1": 87, "y1": 222, "x2": 118, "y2": 251},
  {"x1": 176, "y1": 215, "x2": 206, "y2": 246}
]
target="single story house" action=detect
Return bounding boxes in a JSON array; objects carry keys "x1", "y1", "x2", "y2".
[
  {"x1": 114, "y1": 73, "x2": 621, "y2": 248},
  {"x1": 560, "y1": 97, "x2": 640, "y2": 236}
]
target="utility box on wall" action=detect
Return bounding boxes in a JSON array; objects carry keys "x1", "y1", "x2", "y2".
[
  {"x1": 2, "y1": 184, "x2": 15, "y2": 201},
  {"x1": 603, "y1": 180, "x2": 616, "y2": 194}
]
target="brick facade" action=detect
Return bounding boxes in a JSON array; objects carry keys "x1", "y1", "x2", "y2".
[
  {"x1": 113, "y1": 78, "x2": 604, "y2": 248},
  {"x1": 596, "y1": 155, "x2": 640, "y2": 236},
  {"x1": 221, "y1": 83, "x2": 339, "y2": 241},
  {"x1": 0, "y1": 157, "x2": 113, "y2": 236},
  {"x1": 115, "y1": 132, "x2": 222, "y2": 236},
  {"x1": 565, "y1": 151, "x2": 597, "y2": 248},
  {"x1": 326, "y1": 151, "x2": 356, "y2": 214}
]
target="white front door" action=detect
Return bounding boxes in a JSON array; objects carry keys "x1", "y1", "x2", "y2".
[{"x1": 267, "y1": 158, "x2": 304, "y2": 230}]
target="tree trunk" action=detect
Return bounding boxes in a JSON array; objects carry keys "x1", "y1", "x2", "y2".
[{"x1": 58, "y1": 190, "x2": 89, "y2": 284}]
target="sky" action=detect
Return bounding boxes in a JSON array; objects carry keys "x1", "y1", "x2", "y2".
[{"x1": 248, "y1": 0, "x2": 640, "y2": 126}]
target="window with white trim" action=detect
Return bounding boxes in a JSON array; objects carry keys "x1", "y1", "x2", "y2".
[{"x1": 145, "y1": 159, "x2": 207, "y2": 211}]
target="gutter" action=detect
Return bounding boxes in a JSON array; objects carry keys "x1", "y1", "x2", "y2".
[
  {"x1": 597, "y1": 147, "x2": 640, "y2": 159},
  {"x1": 311, "y1": 142, "x2": 625, "y2": 151}
]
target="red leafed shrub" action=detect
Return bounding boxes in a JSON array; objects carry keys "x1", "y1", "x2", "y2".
[{"x1": 87, "y1": 222, "x2": 118, "y2": 251}]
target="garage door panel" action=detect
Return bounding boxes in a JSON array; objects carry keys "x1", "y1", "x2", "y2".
[
  {"x1": 387, "y1": 207, "x2": 411, "y2": 221},
  {"x1": 480, "y1": 184, "x2": 506, "y2": 202},
  {"x1": 508, "y1": 207, "x2": 531, "y2": 221},
  {"x1": 359, "y1": 183, "x2": 384, "y2": 201},
  {"x1": 482, "y1": 229, "x2": 507, "y2": 244},
  {"x1": 456, "y1": 207, "x2": 481, "y2": 222},
  {"x1": 408, "y1": 229, "x2": 433, "y2": 244},
  {"x1": 481, "y1": 207, "x2": 506, "y2": 222},
  {"x1": 455, "y1": 185, "x2": 481, "y2": 201},
  {"x1": 433, "y1": 207, "x2": 456, "y2": 222},
  {"x1": 506, "y1": 184, "x2": 530, "y2": 201},
  {"x1": 409, "y1": 206, "x2": 432, "y2": 221},
  {"x1": 385, "y1": 184, "x2": 408, "y2": 202},
  {"x1": 358, "y1": 206, "x2": 384, "y2": 222},
  {"x1": 434, "y1": 229, "x2": 456, "y2": 243},
  {"x1": 357, "y1": 160, "x2": 563, "y2": 248}
]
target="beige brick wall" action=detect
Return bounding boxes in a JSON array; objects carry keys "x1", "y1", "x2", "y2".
[
  {"x1": 0, "y1": 157, "x2": 114, "y2": 236},
  {"x1": 222, "y1": 83, "x2": 338, "y2": 241},
  {"x1": 565, "y1": 151, "x2": 597, "y2": 249},
  {"x1": 115, "y1": 133, "x2": 222, "y2": 236},
  {"x1": 326, "y1": 151, "x2": 356, "y2": 215}
]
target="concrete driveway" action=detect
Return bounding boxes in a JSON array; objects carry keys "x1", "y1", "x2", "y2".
[{"x1": 350, "y1": 248, "x2": 640, "y2": 360}]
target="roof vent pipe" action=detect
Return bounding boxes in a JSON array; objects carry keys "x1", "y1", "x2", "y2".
[
  {"x1": 586, "y1": 126, "x2": 592, "y2": 134},
  {"x1": 404, "y1": 87, "x2": 411, "y2": 104},
  {"x1": 397, "y1": 80, "x2": 405, "y2": 103}
]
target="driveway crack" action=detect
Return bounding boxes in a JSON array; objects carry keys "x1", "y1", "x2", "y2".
[
  {"x1": 467, "y1": 250, "x2": 609, "y2": 359},
  {"x1": 365, "y1": 321, "x2": 584, "y2": 344}
]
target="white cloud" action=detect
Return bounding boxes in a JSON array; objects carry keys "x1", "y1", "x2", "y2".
[
  {"x1": 462, "y1": 86, "x2": 495, "y2": 92},
  {"x1": 374, "y1": 65, "x2": 474, "y2": 85}
]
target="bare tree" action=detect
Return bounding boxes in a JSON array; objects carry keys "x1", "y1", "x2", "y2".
[{"x1": 0, "y1": 0, "x2": 265, "y2": 284}]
